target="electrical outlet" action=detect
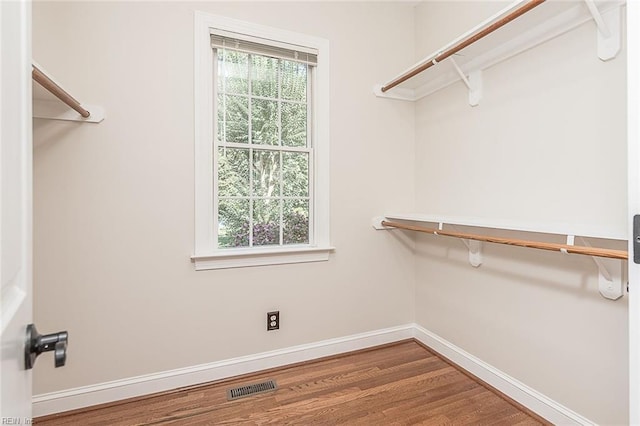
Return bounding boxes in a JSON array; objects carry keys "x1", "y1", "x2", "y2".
[{"x1": 267, "y1": 311, "x2": 279, "y2": 331}]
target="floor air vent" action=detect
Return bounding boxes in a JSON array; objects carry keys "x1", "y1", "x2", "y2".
[{"x1": 227, "y1": 379, "x2": 278, "y2": 401}]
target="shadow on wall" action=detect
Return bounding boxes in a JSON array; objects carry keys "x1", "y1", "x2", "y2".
[
  {"x1": 33, "y1": 119, "x2": 86, "y2": 149},
  {"x1": 394, "y1": 230, "x2": 626, "y2": 303}
]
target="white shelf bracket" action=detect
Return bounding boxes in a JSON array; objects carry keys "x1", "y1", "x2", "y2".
[
  {"x1": 449, "y1": 57, "x2": 482, "y2": 106},
  {"x1": 371, "y1": 216, "x2": 390, "y2": 230},
  {"x1": 449, "y1": 57, "x2": 471, "y2": 89},
  {"x1": 584, "y1": 0, "x2": 621, "y2": 61},
  {"x1": 448, "y1": 225, "x2": 482, "y2": 267},
  {"x1": 468, "y1": 71, "x2": 482, "y2": 107},
  {"x1": 578, "y1": 237, "x2": 624, "y2": 300},
  {"x1": 585, "y1": 0, "x2": 611, "y2": 37},
  {"x1": 560, "y1": 235, "x2": 575, "y2": 255}
]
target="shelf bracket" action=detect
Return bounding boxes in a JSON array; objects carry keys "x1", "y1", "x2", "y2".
[
  {"x1": 373, "y1": 217, "x2": 483, "y2": 267},
  {"x1": 449, "y1": 58, "x2": 482, "y2": 106},
  {"x1": 577, "y1": 237, "x2": 624, "y2": 300},
  {"x1": 560, "y1": 235, "x2": 576, "y2": 255},
  {"x1": 449, "y1": 57, "x2": 471, "y2": 88},
  {"x1": 446, "y1": 224, "x2": 482, "y2": 267},
  {"x1": 584, "y1": 0, "x2": 621, "y2": 61},
  {"x1": 372, "y1": 216, "x2": 390, "y2": 230}
]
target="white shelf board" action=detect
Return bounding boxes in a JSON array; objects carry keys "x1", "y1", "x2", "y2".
[
  {"x1": 383, "y1": 213, "x2": 627, "y2": 241},
  {"x1": 376, "y1": 0, "x2": 624, "y2": 102},
  {"x1": 32, "y1": 61, "x2": 104, "y2": 123}
]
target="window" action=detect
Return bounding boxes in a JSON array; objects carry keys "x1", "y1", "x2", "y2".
[
  {"x1": 214, "y1": 36, "x2": 315, "y2": 249},
  {"x1": 193, "y1": 13, "x2": 331, "y2": 270}
]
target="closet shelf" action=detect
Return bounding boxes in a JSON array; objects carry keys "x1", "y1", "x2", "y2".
[
  {"x1": 372, "y1": 213, "x2": 627, "y2": 299},
  {"x1": 32, "y1": 61, "x2": 104, "y2": 123},
  {"x1": 374, "y1": 213, "x2": 627, "y2": 241},
  {"x1": 374, "y1": 0, "x2": 624, "y2": 104}
]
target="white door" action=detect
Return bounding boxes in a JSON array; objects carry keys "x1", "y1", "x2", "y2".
[
  {"x1": 629, "y1": 1, "x2": 640, "y2": 424},
  {"x1": 0, "y1": 0, "x2": 33, "y2": 420}
]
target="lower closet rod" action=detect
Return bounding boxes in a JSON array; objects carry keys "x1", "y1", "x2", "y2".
[{"x1": 381, "y1": 220, "x2": 628, "y2": 260}]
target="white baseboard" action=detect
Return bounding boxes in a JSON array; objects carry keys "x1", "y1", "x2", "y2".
[
  {"x1": 33, "y1": 323, "x2": 593, "y2": 425},
  {"x1": 411, "y1": 324, "x2": 595, "y2": 425},
  {"x1": 32, "y1": 324, "x2": 414, "y2": 417}
]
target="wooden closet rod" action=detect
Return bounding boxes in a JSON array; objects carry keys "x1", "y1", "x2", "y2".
[
  {"x1": 381, "y1": 220, "x2": 628, "y2": 260},
  {"x1": 32, "y1": 65, "x2": 91, "y2": 118},
  {"x1": 381, "y1": 0, "x2": 546, "y2": 93}
]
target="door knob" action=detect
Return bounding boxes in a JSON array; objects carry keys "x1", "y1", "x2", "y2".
[{"x1": 25, "y1": 323, "x2": 68, "y2": 370}]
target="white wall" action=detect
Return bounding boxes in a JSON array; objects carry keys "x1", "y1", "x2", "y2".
[
  {"x1": 31, "y1": 1, "x2": 416, "y2": 394},
  {"x1": 32, "y1": 1, "x2": 630, "y2": 423},
  {"x1": 413, "y1": 2, "x2": 628, "y2": 424}
]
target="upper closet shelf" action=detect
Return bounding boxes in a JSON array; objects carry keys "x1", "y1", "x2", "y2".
[
  {"x1": 374, "y1": 0, "x2": 624, "y2": 105},
  {"x1": 32, "y1": 61, "x2": 104, "y2": 123}
]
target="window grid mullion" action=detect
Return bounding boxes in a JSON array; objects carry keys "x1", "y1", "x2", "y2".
[
  {"x1": 220, "y1": 196, "x2": 310, "y2": 201},
  {"x1": 278, "y1": 59, "x2": 284, "y2": 245},
  {"x1": 213, "y1": 49, "x2": 221, "y2": 250},
  {"x1": 279, "y1": 152, "x2": 284, "y2": 245},
  {"x1": 248, "y1": 53, "x2": 254, "y2": 248},
  {"x1": 307, "y1": 63, "x2": 314, "y2": 245},
  {"x1": 219, "y1": 141, "x2": 310, "y2": 153},
  {"x1": 221, "y1": 50, "x2": 227, "y2": 147},
  {"x1": 217, "y1": 91, "x2": 306, "y2": 106}
]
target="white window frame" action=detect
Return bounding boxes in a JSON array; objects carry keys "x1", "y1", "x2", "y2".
[{"x1": 192, "y1": 12, "x2": 332, "y2": 270}]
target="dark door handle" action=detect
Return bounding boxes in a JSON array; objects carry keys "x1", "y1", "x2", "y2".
[{"x1": 25, "y1": 323, "x2": 68, "y2": 370}]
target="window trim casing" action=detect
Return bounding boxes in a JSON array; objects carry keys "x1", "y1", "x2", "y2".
[{"x1": 193, "y1": 11, "x2": 332, "y2": 270}]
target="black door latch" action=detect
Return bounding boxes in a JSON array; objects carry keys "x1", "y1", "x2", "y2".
[{"x1": 25, "y1": 323, "x2": 68, "y2": 370}]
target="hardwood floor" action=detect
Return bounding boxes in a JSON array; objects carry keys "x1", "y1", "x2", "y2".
[{"x1": 36, "y1": 340, "x2": 550, "y2": 425}]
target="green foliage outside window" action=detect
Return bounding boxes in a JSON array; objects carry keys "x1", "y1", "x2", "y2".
[{"x1": 217, "y1": 49, "x2": 311, "y2": 248}]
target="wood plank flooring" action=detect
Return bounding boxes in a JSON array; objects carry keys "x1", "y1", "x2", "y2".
[{"x1": 36, "y1": 340, "x2": 550, "y2": 425}]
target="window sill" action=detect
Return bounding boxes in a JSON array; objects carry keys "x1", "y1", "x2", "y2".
[{"x1": 191, "y1": 246, "x2": 335, "y2": 270}]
